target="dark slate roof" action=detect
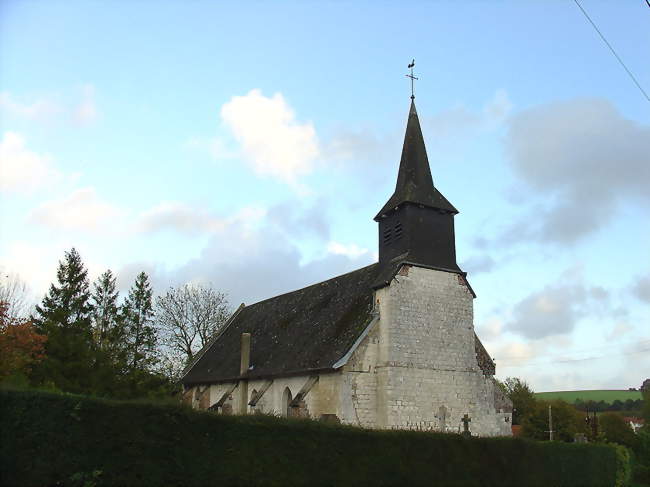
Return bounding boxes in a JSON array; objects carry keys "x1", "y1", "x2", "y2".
[
  {"x1": 474, "y1": 333, "x2": 495, "y2": 376},
  {"x1": 183, "y1": 259, "x2": 492, "y2": 385},
  {"x1": 182, "y1": 264, "x2": 380, "y2": 385},
  {"x1": 375, "y1": 100, "x2": 458, "y2": 220}
]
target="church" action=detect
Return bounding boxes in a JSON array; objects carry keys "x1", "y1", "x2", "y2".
[{"x1": 181, "y1": 95, "x2": 512, "y2": 437}]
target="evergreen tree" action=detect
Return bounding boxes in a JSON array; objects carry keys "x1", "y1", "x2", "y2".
[
  {"x1": 122, "y1": 272, "x2": 157, "y2": 372},
  {"x1": 32, "y1": 248, "x2": 95, "y2": 393},
  {"x1": 91, "y1": 270, "x2": 120, "y2": 351},
  {"x1": 90, "y1": 270, "x2": 131, "y2": 395}
]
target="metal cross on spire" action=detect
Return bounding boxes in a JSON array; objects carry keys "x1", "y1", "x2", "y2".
[{"x1": 406, "y1": 59, "x2": 418, "y2": 100}]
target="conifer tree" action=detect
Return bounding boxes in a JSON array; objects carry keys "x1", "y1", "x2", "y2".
[
  {"x1": 90, "y1": 270, "x2": 131, "y2": 393},
  {"x1": 32, "y1": 248, "x2": 95, "y2": 392},
  {"x1": 122, "y1": 272, "x2": 157, "y2": 372},
  {"x1": 91, "y1": 270, "x2": 121, "y2": 351}
]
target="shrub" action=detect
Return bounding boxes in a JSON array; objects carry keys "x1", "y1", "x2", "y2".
[
  {"x1": 0, "y1": 389, "x2": 625, "y2": 487},
  {"x1": 600, "y1": 412, "x2": 638, "y2": 449}
]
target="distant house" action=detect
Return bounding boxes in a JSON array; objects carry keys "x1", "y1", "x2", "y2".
[
  {"x1": 181, "y1": 97, "x2": 512, "y2": 436},
  {"x1": 624, "y1": 417, "x2": 645, "y2": 434}
]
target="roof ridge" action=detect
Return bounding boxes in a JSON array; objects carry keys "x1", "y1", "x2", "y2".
[{"x1": 243, "y1": 262, "x2": 379, "y2": 309}]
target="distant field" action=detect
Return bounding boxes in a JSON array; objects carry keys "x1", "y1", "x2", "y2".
[{"x1": 535, "y1": 390, "x2": 642, "y2": 402}]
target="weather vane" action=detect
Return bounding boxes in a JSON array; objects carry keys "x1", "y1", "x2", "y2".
[{"x1": 406, "y1": 59, "x2": 418, "y2": 100}]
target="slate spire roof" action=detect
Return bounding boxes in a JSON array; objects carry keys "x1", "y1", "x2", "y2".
[{"x1": 375, "y1": 100, "x2": 458, "y2": 221}]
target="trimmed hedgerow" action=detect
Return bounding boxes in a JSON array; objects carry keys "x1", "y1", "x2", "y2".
[{"x1": 1, "y1": 389, "x2": 623, "y2": 487}]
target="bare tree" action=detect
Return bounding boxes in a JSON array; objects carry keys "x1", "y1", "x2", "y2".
[
  {"x1": 155, "y1": 284, "x2": 230, "y2": 377},
  {"x1": 0, "y1": 271, "x2": 31, "y2": 320}
]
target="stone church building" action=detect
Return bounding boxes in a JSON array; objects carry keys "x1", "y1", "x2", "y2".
[{"x1": 181, "y1": 98, "x2": 512, "y2": 436}]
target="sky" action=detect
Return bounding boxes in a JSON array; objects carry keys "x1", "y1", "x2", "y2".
[{"x1": 1, "y1": 0, "x2": 649, "y2": 392}]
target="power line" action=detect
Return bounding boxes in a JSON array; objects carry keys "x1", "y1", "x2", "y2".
[{"x1": 572, "y1": 0, "x2": 650, "y2": 103}]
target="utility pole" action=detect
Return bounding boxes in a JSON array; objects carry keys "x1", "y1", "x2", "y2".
[{"x1": 548, "y1": 405, "x2": 554, "y2": 441}]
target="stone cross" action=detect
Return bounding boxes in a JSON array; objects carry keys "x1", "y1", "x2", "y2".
[
  {"x1": 437, "y1": 406, "x2": 448, "y2": 431},
  {"x1": 462, "y1": 414, "x2": 472, "y2": 437}
]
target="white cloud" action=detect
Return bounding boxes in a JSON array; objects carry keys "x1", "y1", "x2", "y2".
[
  {"x1": 136, "y1": 202, "x2": 226, "y2": 235},
  {"x1": 492, "y1": 336, "x2": 650, "y2": 392},
  {"x1": 1, "y1": 86, "x2": 99, "y2": 127},
  {"x1": 483, "y1": 89, "x2": 513, "y2": 125},
  {"x1": 29, "y1": 187, "x2": 123, "y2": 232},
  {"x1": 162, "y1": 224, "x2": 373, "y2": 306},
  {"x1": 0, "y1": 241, "x2": 60, "y2": 301},
  {"x1": 505, "y1": 283, "x2": 588, "y2": 339},
  {"x1": 0, "y1": 131, "x2": 61, "y2": 193},
  {"x1": 476, "y1": 317, "x2": 504, "y2": 341},
  {"x1": 503, "y1": 98, "x2": 650, "y2": 244},
  {"x1": 633, "y1": 275, "x2": 650, "y2": 303},
  {"x1": 0, "y1": 92, "x2": 60, "y2": 121},
  {"x1": 267, "y1": 200, "x2": 330, "y2": 241},
  {"x1": 327, "y1": 241, "x2": 370, "y2": 259},
  {"x1": 606, "y1": 322, "x2": 633, "y2": 341},
  {"x1": 220, "y1": 89, "x2": 319, "y2": 187},
  {"x1": 490, "y1": 334, "x2": 573, "y2": 371},
  {"x1": 424, "y1": 89, "x2": 513, "y2": 139},
  {"x1": 461, "y1": 254, "x2": 495, "y2": 275},
  {"x1": 72, "y1": 84, "x2": 98, "y2": 125},
  {"x1": 135, "y1": 202, "x2": 265, "y2": 236}
]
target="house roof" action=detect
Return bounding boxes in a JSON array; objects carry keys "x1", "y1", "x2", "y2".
[
  {"x1": 375, "y1": 100, "x2": 458, "y2": 221},
  {"x1": 183, "y1": 260, "x2": 492, "y2": 385}
]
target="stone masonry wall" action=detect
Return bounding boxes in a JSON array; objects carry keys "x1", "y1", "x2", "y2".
[
  {"x1": 373, "y1": 265, "x2": 510, "y2": 436},
  {"x1": 188, "y1": 374, "x2": 344, "y2": 421},
  {"x1": 340, "y1": 322, "x2": 380, "y2": 427}
]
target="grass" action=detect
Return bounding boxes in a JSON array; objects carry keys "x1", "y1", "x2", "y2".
[{"x1": 535, "y1": 390, "x2": 642, "y2": 402}]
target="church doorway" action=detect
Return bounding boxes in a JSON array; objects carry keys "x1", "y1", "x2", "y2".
[{"x1": 282, "y1": 387, "x2": 292, "y2": 417}]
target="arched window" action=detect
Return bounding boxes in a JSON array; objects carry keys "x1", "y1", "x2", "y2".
[
  {"x1": 250, "y1": 389, "x2": 258, "y2": 412},
  {"x1": 282, "y1": 387, "x2": 292, "y2": 418}
]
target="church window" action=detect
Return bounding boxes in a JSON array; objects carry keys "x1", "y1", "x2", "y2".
[{"x1": 282, "y1": 387, "x2": 293, "y2": 418}]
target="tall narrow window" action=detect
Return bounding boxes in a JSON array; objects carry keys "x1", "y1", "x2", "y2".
[{"x1": 282, "y1": 387, "x2": 293, "y2": 417}]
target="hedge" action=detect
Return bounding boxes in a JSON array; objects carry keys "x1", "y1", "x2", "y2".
[{"x1": 1, "y1": 389, "x2": 625, "y2": 486}]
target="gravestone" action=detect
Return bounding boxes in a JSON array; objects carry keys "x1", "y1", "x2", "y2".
[{"x1": 462, "y1": 414, "x2": 472, "y2": 438}]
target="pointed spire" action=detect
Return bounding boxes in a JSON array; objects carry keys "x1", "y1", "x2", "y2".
[{"x1": 374, "y1": 100, "x2": 458, "y2": 221}]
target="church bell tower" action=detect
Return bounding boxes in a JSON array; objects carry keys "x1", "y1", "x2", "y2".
[{"x1": 374, "y1": 99, "x2": 461, "y2": 273}]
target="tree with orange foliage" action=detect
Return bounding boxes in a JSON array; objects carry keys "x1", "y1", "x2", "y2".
[{"x1": 0, "y1": 301, "x2": 47, "y2": 381}]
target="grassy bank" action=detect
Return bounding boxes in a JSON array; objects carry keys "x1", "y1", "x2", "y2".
[{"x1": 1, "y1": 389, "x2": 625, "y2": 486}]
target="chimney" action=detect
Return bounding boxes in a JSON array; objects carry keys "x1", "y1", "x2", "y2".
[{"x1": 239, "y1": 332, "x2": 250, "y2": 415}]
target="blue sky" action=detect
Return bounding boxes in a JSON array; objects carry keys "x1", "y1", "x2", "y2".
[{"x1": 1, "y1": 0, "x2": 649, "y2": 391}]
